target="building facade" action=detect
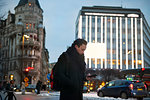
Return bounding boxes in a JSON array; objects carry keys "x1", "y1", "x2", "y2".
[
  {"x1": 76, "y1": 6, "x2": 150, "y2": 70},
  {"x1": 0, "y1": 0, "x2": 49, "y2": 85}
]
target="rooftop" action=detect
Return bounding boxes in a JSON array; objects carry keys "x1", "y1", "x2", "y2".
[{"x1": 15, "y1": 0, "x2": 41, "y2": 9}]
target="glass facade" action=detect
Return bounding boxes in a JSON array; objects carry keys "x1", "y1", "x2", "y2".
[{"x1": 76, "y1": 6, "x2": 150, "y2": 69}]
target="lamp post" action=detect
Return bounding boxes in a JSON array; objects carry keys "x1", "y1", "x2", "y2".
[
  {"x1": 21, "y1": 34, "x2": 29, "y2": 86},
  {"x1": 17, "y1": 21, "x2": 24, "y2": 87},
  {"x1": 17, "y1": 21, "x2": 29, "y2": 88}
]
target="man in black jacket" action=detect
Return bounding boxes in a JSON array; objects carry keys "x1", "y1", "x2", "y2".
[{"x1": 56, "y1": 39, "x2": 91, "y2": 100}]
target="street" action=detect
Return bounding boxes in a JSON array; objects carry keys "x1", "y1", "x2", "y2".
[{"x1": 1, "y1": 91, "x2": 150, "y2": 100}]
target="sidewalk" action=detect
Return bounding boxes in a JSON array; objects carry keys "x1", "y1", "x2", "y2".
[
  {"x1": 15, "y1": 92, "x2": 33, "y2": 95},
  {"x1": 14, "y1": 91, "x2": 138, "y2": 100},
  {"x1": 15, "y1": 91, "x2": 59, "y2": 96}
]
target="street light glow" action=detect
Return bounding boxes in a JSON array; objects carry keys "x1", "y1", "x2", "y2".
[{"x1": 24, "y1": 35, "x2": 29, "y2": 39}]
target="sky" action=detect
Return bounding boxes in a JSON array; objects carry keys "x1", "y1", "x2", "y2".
[{"x1": 0, "y1": 0, "x2": 150, "y2": 63}]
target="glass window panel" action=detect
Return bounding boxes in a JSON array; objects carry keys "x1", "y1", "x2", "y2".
[
  {"x1": 91, "y1": 58, "x2": 95, "y2": 69},
  {"x1": 97, "y1": 59, "x2": 101, "y2": 69}
]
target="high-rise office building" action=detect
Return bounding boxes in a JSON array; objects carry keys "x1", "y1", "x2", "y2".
[{"x1": 75, "y1": 6, "x2": 150, "y2": 70}]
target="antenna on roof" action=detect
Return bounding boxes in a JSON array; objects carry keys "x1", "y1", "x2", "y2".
[{"x1": 121, "y1": 0, "x2": 123, "y2": 8}]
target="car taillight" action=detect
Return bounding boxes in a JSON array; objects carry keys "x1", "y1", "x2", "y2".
[
  {"x1": 144, "y1": 84, "x2": 147, "y2": 90},
  {"x1": 129, "y1": 84, "x2": 133, "y2": 90},
  {"x1": 136, "y1": 80, "x2": 139, "y2": 82}
]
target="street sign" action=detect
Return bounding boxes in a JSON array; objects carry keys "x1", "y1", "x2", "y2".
[
  {"x1": 25, "y1": 82, "x2": 29, "y2": 87},
  {"x1": 47, "y1": 73, "x2": 51, "y2": 80},
  {"x1": 24, "y1": 77, "x2": 29, "y2": 82}
]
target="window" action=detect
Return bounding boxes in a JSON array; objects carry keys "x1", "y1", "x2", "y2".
[
  {"x1": 97, "y1": 59, "x2": 101, "y2": 69},
  {"x1": 91, "y1": 58, "x2": 95, "y2": 68},
  {"x1": 26, "y1": 24, "x2": 29, "y2": 29},
  {"x1": 29, "y1": 3, "x2": 32, "y2": 6},
  {"x1": 87, "y1": 58, "x2": 89, "y2": 68},
  {"x1": 108, "y1": 81, "x2": 115, "y2": 87},
  {"x1": 26, "y1": 23, "x2": 32, "y2": 29}
]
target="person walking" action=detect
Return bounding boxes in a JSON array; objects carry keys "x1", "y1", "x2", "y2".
[
  {"x1": 55, "y1": 39, "x2": 92, "y2": 100},
  {"x1": 36, "y1": 80, "x2": 42, "y2": 94},
  {"x1": 21, "y1": 82, "x2": 25, "y2": 95}
]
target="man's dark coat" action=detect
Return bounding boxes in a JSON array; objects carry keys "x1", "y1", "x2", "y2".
[{"x1": 56, "y1": 47, "x2": 86, "y2": 100}]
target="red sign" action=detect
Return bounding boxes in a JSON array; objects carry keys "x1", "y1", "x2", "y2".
[{"x1": 28, "y1": 67, "x2": 34, "y2": 69}]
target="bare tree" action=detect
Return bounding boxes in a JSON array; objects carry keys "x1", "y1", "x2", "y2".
[{"x1": 100, "y1": 68, "x2": 124, "y2": 82}]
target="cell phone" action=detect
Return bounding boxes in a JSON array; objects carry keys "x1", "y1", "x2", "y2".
[{"x1": 87, "y1": 74, "x2": 97, "y2": 77}]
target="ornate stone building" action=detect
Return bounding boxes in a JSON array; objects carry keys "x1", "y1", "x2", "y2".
[{"x1": 0, "y1": 0, "x2": 49, "y2": 85}]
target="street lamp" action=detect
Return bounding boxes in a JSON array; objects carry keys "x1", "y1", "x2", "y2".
[
  {"x1": 17, "y1": 21, "x2": 24, "y2": 87},
  {"x1": 17, "y1": 21, "x2": 29, "y2": 88}
]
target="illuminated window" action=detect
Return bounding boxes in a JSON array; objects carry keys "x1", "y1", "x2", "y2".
[
  {"x1": 29, "y1": 23, "x2": 32, "y2": 29},
  {"x1": 29, "y1": 3, "x2": 31, "y2": 6},
  {"x1": 138, "y1": 60, "x2": 142, "y2": 65},
  {"x1": 107, "y1": 59, "x2": 111, "y2": 64},
  {"x1": 30, "y1": 50, "x2": 32, "y2": 55},
  {"x1": 128, "y1": 60, "x2": 131, "y2": 65},
  {"x1": 107, "y1": 49, "x2": 110, "y2": 54},
  {"x1": 97, "y1": 59, "x2": 101, "y2": 69},
  {"x1": 112, "y1": 59, "x2": 116, "y2": 65},
  {"x1": 97, "y1": 59, "x2": 101, "y2": 64},
  {"x1": 123, "y1": 60, "x2": 126, "y2": 64},
  {"x1": 118, "y1": 60, "x2": 120, "y2": 65},
  {"x1": 10, "y1": 75, "x2": 14, "y2": 80},
  {"x1": 26, "y1": 23, "x2": 32, "y2": 29},
  {"x1": 92, "y1": 40, "x2": 95, "y2": 43},
  {"x1": 26, "y1": 24, "x2": 29, "y2": 29},
  {"x1": 91, "y1": 58, "x2": 95, "y2": 68}
]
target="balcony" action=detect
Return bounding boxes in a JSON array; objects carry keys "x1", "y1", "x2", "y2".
[
  {"x1": 17, "y1": 39, "x2": 41, "y2": 50},
  {"x1": 24, "y1": 40, "x2": 41, "y2": 47},
  {"x1": 24, "y1": 29, "x2": 37, "y2": 33},
  {"x1": 17, "y1": 55, "x2": 40, "y2": 60}
]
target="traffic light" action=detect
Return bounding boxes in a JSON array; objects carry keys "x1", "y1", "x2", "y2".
[
  {"x1": 138, "y1": 68, "x2": 145, "y2": 80},
  {"x1": 24, "y1": 68, "x2": 29, "y2": 75},
  {"x1": 141, "y1": 68, "x2": 145, "y2": 71},
  {"x1": 25, "y1": 68, "x2": 29, "y2": 72}
]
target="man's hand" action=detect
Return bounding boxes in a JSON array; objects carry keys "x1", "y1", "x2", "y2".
[
  {"x1": 86, "y1": 76, "x2": 93, "y2": 81},
  {"x1": 86, "y1": 73, "x2": 97, "y2": 81}
]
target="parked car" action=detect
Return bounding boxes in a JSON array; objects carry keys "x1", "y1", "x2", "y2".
[
  {"x1": 83, "y1": 86, "x2": 88, "y2": 93},
  {"x1": 97, "y1": 79, "x2": 148, "y2": 99},
  {"x1": 26, "y1": 84, "x2": 36, "y2": 92},
  {"x1": 13, "y1": 84, "x2": 20, "y2": 92}
]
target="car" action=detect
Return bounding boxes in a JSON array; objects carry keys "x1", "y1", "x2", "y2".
[
  {"x1": 13, "y1": 84, "x2": 21, "y2": 92},
  {"x1": 26, "y1": 84, "x2": 36, "y2": 92},
  {"x1": 83, "y1": 86, "x2": 88, "y2": 93},
  {"x1": 97, "y1": 79, "x2": 148, "y2": 99}
]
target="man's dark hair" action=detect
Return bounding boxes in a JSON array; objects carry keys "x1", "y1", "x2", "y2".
[{"x1": 71, "y1": 39, "x2": 87, "y2": 47}]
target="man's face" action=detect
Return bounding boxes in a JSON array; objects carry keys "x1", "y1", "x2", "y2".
[{"x1": 75, "y1": 44, "x2": 86, "y2": 55}]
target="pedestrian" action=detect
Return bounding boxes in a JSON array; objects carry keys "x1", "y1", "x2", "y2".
[
  {"x1": 0, "y1": 81, "x2": 2, "y2": 90},
  {"x1": 36, "y1": 80, "x2": 42, "y2": 94},
  {"x1": 21, "y1": 82, "x2": 25, "y2": 95},
  {"x1": 55, "y1": 39, "x2": 92, "y2": 100},
  {"x1": 5, "y1": 81, "x2": 11, "y2": 91}
]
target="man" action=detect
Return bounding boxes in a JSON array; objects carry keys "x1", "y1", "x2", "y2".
[
  {"x1": 21, "y1": 82, "x2": 25, "y2": 95},
  {"x1": 56, "y1": 39, "x2": 90, "y2": 100},
  {"x1": 36, "y1": 80, "x2": 42, "y2": 94}
]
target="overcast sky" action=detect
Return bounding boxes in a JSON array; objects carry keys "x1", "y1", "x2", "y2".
[{"x1": 1, "y1": 0, "x2": 150, "y2": 63}]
